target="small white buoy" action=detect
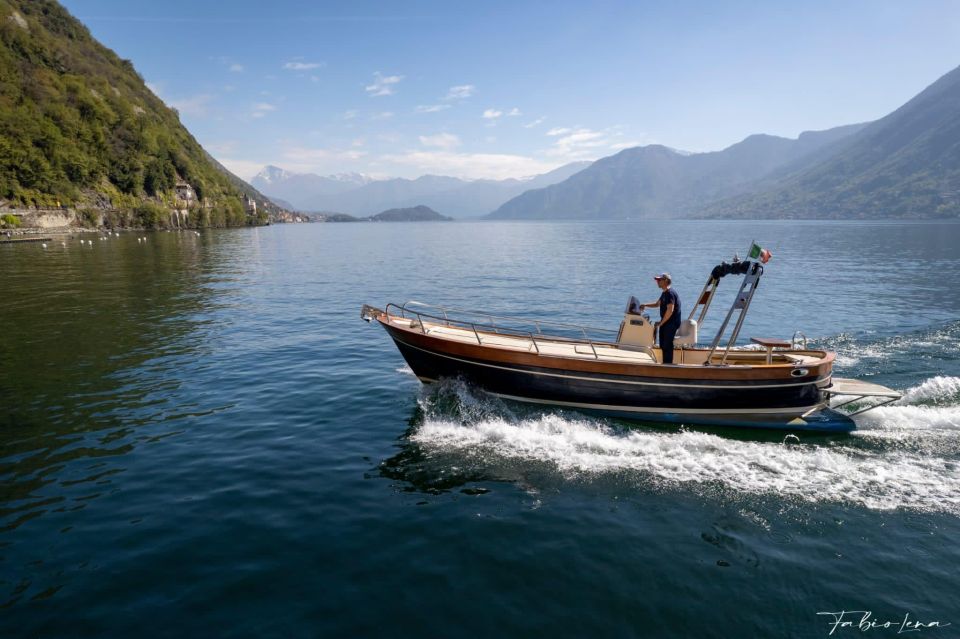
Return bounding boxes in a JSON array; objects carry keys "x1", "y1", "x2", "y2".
[
  {"x1": 61, "y1": 241, "x2": 66, "y2": 247},
  {"x1": 41, "y1": 243, "x2": 47, "y2": 248}
]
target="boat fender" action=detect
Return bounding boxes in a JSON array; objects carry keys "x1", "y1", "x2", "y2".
[{"x1": 791, "y1": 368, "x2": 809, "y2": 377}]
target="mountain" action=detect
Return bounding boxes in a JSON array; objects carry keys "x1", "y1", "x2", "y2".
[
  {"x1": 0, "y1": 0, "x2": 282, "y2": 227},
  {"x1": 250, "y1": 166, "x2": 376, "y2": 209},
  {"x1": 491, "y1": 64, "x2": 960, "y2": 220},
  {"x1": 316, "y1": 205, "x2": 451, "y2": 222},
  {"x1": 488, "y1": 125, "x2": 866, "y2": 219},
  {"x1": 253, "y1": 162, "x2": 591, "y2": 217},
  {"x1": 369, "y1": 205, "x2": 451, "y2": 222},
  {"x1": 710, "y1": 65, "x2": 960, "y2": 218}
]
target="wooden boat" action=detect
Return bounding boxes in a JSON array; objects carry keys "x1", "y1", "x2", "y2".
[{"x1": 361, "y1": 253, "x2": 901, "y2": 433}]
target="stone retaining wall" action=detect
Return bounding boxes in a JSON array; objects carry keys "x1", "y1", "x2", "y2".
[{"x1": 2, "y1": 209, "x2": 78, "y2": 229}]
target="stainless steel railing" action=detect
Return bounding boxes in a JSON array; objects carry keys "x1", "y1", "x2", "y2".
[{"x1": 383, "y1": 300, "x2": 654, "y2": 361}]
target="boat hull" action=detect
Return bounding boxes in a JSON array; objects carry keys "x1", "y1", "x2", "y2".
[{"x1": 383, "y1": 323, "x2": 850, "y2": 433}]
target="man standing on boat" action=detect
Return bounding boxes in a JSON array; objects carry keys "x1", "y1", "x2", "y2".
[{"x1": 639, "y1": 273, "x2": 682, "y2": 364}]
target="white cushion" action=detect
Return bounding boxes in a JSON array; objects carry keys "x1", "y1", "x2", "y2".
[{"x1": 674, "y1": 319, "x2": 698, "y2": 346}]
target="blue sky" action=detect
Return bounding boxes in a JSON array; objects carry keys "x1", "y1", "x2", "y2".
[{"x1": 62, "y1": 0, "x2": 960, "y2": 181}]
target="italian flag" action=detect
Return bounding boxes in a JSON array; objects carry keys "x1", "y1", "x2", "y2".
[{"x1": 748, "y1": 241, "x2": 772, "y2": 264}]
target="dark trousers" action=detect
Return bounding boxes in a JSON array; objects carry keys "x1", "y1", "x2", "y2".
[{"x1": 659, "y1": 323, "x2": 679, "y2": 364}]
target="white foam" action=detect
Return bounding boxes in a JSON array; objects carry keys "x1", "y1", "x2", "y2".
[
  {"x1": 412, "y1": 379, "x2": 960, "y2": 514},
  {"x1": 834, "y1": 354, "x2": 860, "y2": 367},
  {"x1": 855, "y1": 404, "x2": 960, "y2": 431},
  {"x1": 395, "y1": 364, "x2": 416, "y2": 376},
  {"x1": 899, "y1": 376, "x2": 960, "y2": 405},
  {"x1": 821, "y1": 324, "x2": 960, "y2": 369}
]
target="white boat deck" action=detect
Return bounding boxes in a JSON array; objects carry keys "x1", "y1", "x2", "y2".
[
  {"x1": 829, "y1": 377, "x2": 903, "y2": 399},
  {"x1": 391, "y1": 318, "x2": 658, "y2": 364}
]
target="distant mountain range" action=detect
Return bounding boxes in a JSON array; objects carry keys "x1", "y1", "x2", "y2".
[
  {"x1": 490, "y1": 64, "x2": 960, "y2": 220},
  {"x1": 251, "y1": 162, "x2": 591, "y2": 217},
  {"x1": 489, "y1": 125, "x2": 866, "y2": 219},
  {"x1": 711, "y1": 64, "x2": 960, "y2": 218},
  {"x1": 318, "y1": 205, "x2": 451, "y2": 222}
]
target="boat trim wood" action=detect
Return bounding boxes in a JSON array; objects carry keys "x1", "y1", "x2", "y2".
[
  {"x1": 383, "y1": 318, "x2": 834, "y2": 383},
  {"x1": 391, "y1": 331, "x2": 831, "y2": 391}
]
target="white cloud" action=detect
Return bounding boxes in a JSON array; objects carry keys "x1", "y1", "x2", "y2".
[
  {"x1": 372, "y1": 111, "x2": 394, "y2": 120},
  {"x1": 507, "y1": 107, "x2": 522, "y2": 117},
  {"x1": 229, "y1": 64, "x2": 244, "y2": 73},
  {"x1": 251, "y1": 102, "x2": 277, "y2": 118},
  {"x1": 380, "y1": 151, "x2": 560, "y2": 180},
  {"x1": 264, "y1": 146, "x2": 369, "y2": 174},
  {"x1": 415, "y1": 104, "x2": 451, "y2": 113},
  {"x1": 366, "y1": 72, "x2": 404, "y2": 96},
  {"x1": 343, "y1": 110, "x2": 358, "y2": 120},
  {"x1": 284, "y1": 61, "x2": 325, "y2": 71},
  {"x1": 283, "y1": 146, "x2": 368, "y2": 164},
  {"x1": 207, "y1": 140, "x2": 238, "y2": 155},
  {"x1": 169, "y1": 93, "x2": 214, "y2": 117},
  {"x1": 524, "y1": 117, "x2": 546, "y2": 128},
  {"x1": 444, "y1": 84, "x2": 475, "y2": 100},
  {"x1": 545, "y1": 127, "x2": 634, "y2": 160},
  {"x1": 609, "y1": 140, "x2": 644, "y2": 151},
  {"x1": 216, "y1": 158, "x2": 267, "y2": 181},
  {"x1": 482, "y1": 108, "x2": 502, "y2": 119},
  {"x1": 418, "y1": 133, "x2": 461, "y2": 149}
]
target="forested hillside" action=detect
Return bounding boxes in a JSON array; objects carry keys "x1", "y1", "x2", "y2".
[{"x1": 0, "y1": 0, "x2": 279, "y2": 227}]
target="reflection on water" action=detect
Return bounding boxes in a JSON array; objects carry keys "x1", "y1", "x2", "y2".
[
  {"x1": 2, "y1": 221, "x2": 960, "y2": 635},
  {"x1": 0, "y1": 232, "x2": 245, "y2": 608},
  {"x1": 2, "y1": 233, "x2": 214, "y2": 528}
]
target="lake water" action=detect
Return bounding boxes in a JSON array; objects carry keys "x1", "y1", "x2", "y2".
[{"x1": 2, "y1": 220, "x2": 959, "y2": 637}]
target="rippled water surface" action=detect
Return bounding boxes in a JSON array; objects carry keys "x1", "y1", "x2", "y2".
[{"x1": 2, "y1": 221, "x2": 960, "y2": 637}]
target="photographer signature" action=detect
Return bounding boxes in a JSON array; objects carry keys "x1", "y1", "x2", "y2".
[{"x1": 817, "y1": 611, "x2": 950, "y2": 635}]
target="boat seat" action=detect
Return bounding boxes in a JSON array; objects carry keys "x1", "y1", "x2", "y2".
[
  {"x1": 674, "y1": 319, "x2": 698, "y2": 346},
  {"x1": 783, "y1": 353, "x2": 821, "y2": 365}
]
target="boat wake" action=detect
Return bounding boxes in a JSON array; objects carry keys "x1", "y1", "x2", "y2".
[
  {"x1": 409, "y1": 373, "x2": 960, "y2": 514},
  {"x1": 820, "y1": 321, "x2": 960, "y2": 370}
]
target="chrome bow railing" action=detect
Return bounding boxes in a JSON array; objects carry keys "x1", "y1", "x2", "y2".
[{"x1": 382, "y1": 300, "x2": 654, "y2": 360}]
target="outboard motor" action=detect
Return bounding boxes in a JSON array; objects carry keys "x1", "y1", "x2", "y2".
[{"x1": 617, "y1": 296, "x2": 655, "y2": 348}]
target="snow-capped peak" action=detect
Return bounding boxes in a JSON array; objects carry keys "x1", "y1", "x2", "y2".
[{"x1": 254, "y1": 165, "x2": 296, "y2": 184}]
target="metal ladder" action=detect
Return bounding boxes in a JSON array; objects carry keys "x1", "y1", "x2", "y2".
[
  {"x1": 704, "y1": 262, "x2": 764, "y2": 365},
  {"x1": 686, "y1": 275, "x2": 720, "y2": 326}
]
